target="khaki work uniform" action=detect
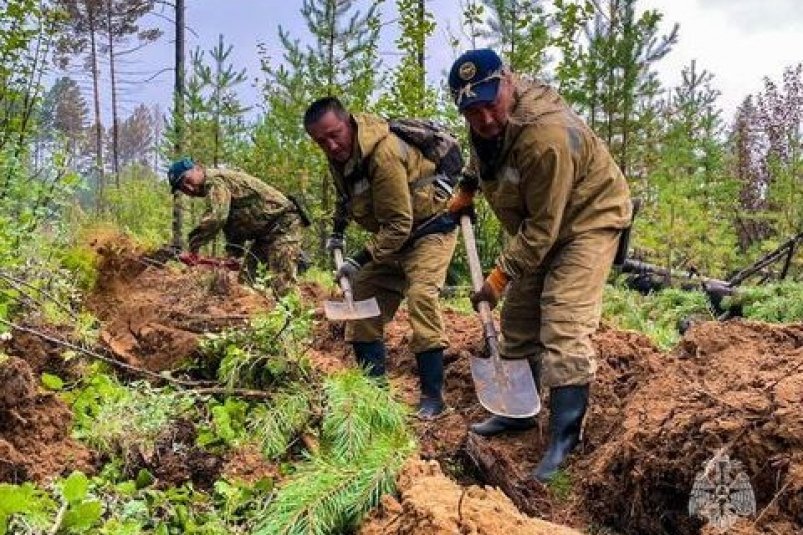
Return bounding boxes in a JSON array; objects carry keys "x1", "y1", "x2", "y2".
[
  {"x1": 188, "y1": 168, "x2": 304, "y2": 296},
  {"x1": 468, "y1": 78, "x2": 632, "y2": 388},
  {"x1": 330, "y1": 114, "x2": 457, "y2": 354}
]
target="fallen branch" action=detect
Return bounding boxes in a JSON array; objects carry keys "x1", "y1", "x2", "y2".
[{"x1": 0, "y1": 319, "x2": 274, "y2": 400}]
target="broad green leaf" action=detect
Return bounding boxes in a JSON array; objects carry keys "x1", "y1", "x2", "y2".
[
  {"x1": 62, "y1": 471, "x2": 89, "y2": 503},
  {"x1": 41, "y1": 373, "x2": 64, "y2": 391}
]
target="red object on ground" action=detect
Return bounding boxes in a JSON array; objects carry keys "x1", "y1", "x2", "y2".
[{"x1": 179, "y1": 254, "x2": 240, "y2": 271}]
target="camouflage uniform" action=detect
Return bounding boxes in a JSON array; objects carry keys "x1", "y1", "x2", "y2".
[
  {"x1": 468, "y1": 77, "x2": 632, "y2": 388},
  {"x1": 187, "y1": 168, "x2": 303, "y2": 296},
  {"x1": 330, "y1": 113, "x2": 457, "y2": 354}
]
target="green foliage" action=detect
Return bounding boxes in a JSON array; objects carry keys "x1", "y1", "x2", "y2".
[
  {"x1": 199, "y1": 293, "x2": 314, "y2": 389},
  {"x1": 723, "y1": 282, "x2": 803, "y2": 323},
  {"x1": 375, "y1": 0, "x2": 439, "y2": 118},
  {"x1": 59, "y1": 471, "x2": 104, "y2": 532},
  {"x1": 256, "y1": 371, "x2": 415, "y2": 535},
  {"x1": 0, "y1": 483, "x2": 56, "y2": 534},
  {"x1": 602, "y1": 282, "x2": 712, "y2": 349},
  {"x1": 321, "y1": 370, "x2": 409, "y2": 462},
  {"x1": 70, "y1": 374, "x2": 195, "y2": 461},
  {"x1": 480, "y1": 0, "x2": 551, "y2": 75},
  {"x1": 249, "y1": 386, "x2": 314, "y2": 459},
  {"x1": 196, "y1": 397, "x2": 251, "y2": 449},
  {"x1": 58, "y1": 241, "x2": 100, "y2": 291},
  {"x1": 98, "y1": 165, "x2": 173, "y2": 247}
]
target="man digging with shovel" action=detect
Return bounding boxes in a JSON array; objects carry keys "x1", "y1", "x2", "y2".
[
  {"x1": 446, "y1": 49, "x2": 632, "y2": 482},
  {"x1": 304, "y1": 97, "x2": 459, "y2": 420}
]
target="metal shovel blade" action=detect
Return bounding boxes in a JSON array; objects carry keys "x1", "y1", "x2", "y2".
[
  {"x1": 460, "y1": 214, "x2": 541, "y2": 418},
  {"x1": 324, "y1": 248, "x2": 382, "y2": 320},
  {"x1": 470, "y1": 354, "x2": 541, "y2": 418},
  {"x1": 323, "y1": 295, "x2": 381, "y2": 320}
]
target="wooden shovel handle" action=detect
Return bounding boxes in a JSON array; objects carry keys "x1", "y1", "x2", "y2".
[
  {"x1": 332, "y1": 248, "x2": 354, "y2": 305},
  {"x1": 460, "y1": 215, "x2": 500, "y2": 354}
]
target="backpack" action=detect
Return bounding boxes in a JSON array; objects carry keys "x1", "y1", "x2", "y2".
[{"x1": 387, "y1": 118, "x2": 464, "y2": 197}]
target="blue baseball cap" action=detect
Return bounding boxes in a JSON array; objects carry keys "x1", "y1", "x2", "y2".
[
  {"x1": 167, "y1": 157, "x2": 194, "y2": 192},
  {"x1": 448, "y1": 49, "x2": 504, "y2": 110}
]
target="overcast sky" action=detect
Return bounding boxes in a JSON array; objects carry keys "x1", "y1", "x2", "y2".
[{"x1": 95, "y1": 0, "x2": 802, "y2": 124}]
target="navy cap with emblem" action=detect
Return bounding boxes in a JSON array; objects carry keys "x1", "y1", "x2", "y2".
[
  {"x1": 448, "y1": 48, "x2": 504, "y2": 110},
  {"x1": 167, "y1": 157, "x2": 194, "y2": 193}
]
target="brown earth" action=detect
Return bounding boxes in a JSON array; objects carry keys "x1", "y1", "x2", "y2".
[
  {"x1": 358, "y1": 458, "x2": 583, "y2": 535},
  {"x1": 86, "y1": 231, "x2": 274, "y2": 372},
  {"x1": 0, "y1": 356, "x2": 93, "y2": 483},
  {"x1": 3, "y1": 235, "x2": 801, "y2": 535},
  {"x1": 581, "y1": 320, "x2": 803, "y2": 535},
  {"x1": 310, "y1": 306, "x2": 803, "y2": 534}
]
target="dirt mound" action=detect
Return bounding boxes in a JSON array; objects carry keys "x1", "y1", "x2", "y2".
[
  {"x1": 581, "y1": 320, "x2": 803, "y2": 534},
  {"x1": 130, "y1": 419, "x2": 222, "y2": 490},
  {"x1": 0, "y1": 357, "x2": 93, "y2": 483},
  {"x1": 86, "y1": 234, "x2": 273, "y2": 371},
  {"x1": 358, "y1": 458, "x2": 582, "y2": 534}
]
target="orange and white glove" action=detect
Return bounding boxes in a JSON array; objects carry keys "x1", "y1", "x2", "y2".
[{"x1": 470, "y1": 267, "x2": 509, "y2": 311}]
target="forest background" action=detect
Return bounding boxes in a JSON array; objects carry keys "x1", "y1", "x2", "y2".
[{"x1": 2, "y1": 0, "x2": 802, "y2": 288}]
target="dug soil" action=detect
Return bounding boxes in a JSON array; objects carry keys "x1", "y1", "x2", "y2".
[
  {"x1": 3, "y1": 235, "x2": 801, "y2": 534},
  {"x1": 0, "y1": 355, "x2": 93, "y2": 483},
  {"x1": 86, "y1": 232, "x2": 273, "y2": 372},
  {"x1": 312, "y1": 305, "x2": 803, "y2": 534}
]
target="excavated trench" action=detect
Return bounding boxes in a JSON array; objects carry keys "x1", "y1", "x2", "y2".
[{"x1": 1, "y1": 235, "x2": 800, "y2": 533}]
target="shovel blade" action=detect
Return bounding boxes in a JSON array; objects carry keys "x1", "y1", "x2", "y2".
[
  {"x1": 470, "y1": 356, "x2": 541, "y2": 418},
  {"x1": 323, "y1": 297, "x2": 381, "y2": 320}
]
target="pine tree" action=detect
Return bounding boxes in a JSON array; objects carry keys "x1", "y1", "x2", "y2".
[
  {"x1": 38, "y1": 77, "x2": 89, "y2": 167},
  {"x1": 117, "y1": 104, "x2": 155, "y2": 168},
  {"x1": 250, "y1": 0, "x2": 382, "y2": 256},
  {"x1": 100, "y1": 0, "x2": 161, "y2": 182},
  {"x1": 54, "y1": 0, "x2": 109, "y2": 211},
  {"x1": 640, "y1": 62, "x2": 739, "y2": 275},
  {"x1": 556, "y1": 0, "x2": 677, "y2": 180},
  {"x1": 190, "y1": 35, "x2": 250, "y2": 167},
  {"x1": 480, "y1": 0, "x2": 551, "y2": 75},
  {"x1": 375, "y1": 0, "x2": 440, "y2": 118}
]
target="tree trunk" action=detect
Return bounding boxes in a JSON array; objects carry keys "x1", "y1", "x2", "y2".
[
  {"x1": 88, "y1": 7, "x2": 105, "y2": 213},
  {"x1": 107, "y1": 1, "x2": 120, "y2": 183},
  {"x1": 172, "y1": 0, "x2": 185, "y2": 248}
]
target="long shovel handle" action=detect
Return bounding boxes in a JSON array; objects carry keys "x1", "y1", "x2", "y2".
[
  {"x1": 460, "y1": 215, "x2": 500, "y2": 358},
  {"x1": 332, "y1": 248, "x2": 355, "y2": 307}
]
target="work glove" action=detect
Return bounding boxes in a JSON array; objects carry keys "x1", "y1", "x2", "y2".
[
  {"x1": 178, "y1": 251, "x2": 199, "y2": 266},
  {"x1": 470, "y1": 267, "x2": 509, "y2": 311},
  {"x1": 325, "y1": 233, "x2": 345, "y2": 253},
  {"x1": 334, "y1": 257, "x2": 361, "y2": 284},
  {"x1": 447, "y1": 188, "x2": 477, "y2": 222}
]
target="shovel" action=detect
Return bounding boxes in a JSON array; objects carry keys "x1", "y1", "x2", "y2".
[
  {"x1": 460, "y1": 214, "x2": 541, "y2": 418},
  {"x1": 324, "y1": 248, "x2": 381, "y2": 320}
]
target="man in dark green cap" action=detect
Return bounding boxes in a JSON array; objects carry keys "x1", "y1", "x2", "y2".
[
  {"x1": 167, "y1": 157, "x2": 308, "y2": 296},
  {"x1": 446, "y1": 49, "x2": 632, "y2": 482}
]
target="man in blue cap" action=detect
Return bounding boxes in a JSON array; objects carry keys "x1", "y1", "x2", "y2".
[
  {"x1": 167, "y1": 157, "x2": 308, "y2": 296},
  {"x1": 446, "y1": 49, "x2": 632, "y2": 482}
]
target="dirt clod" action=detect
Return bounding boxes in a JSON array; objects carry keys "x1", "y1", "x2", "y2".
[{"x1": 358, "y1": 458, "x2": 582, "y2": 534}]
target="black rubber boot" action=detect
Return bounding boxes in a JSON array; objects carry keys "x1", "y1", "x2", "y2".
[
  {"x1": 415, "y1": 349, "x2": 446, "y2": 420},
  {"x1": 470, "y1": 357, "x2": 540, "y2": 437},
  {"x1": 471, "y1": 415, "x2": 536, "y2": 436},
  {"x1": 352, "y1": 341, "x2": 386, "y2": 378},
  {"x1": 532, "y1": 384, "x2": 590, "y2": 483}
]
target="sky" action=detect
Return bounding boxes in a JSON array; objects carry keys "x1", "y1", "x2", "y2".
[{"x1": 83, "y1": 0, "x2": 803, "y2": 124}]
